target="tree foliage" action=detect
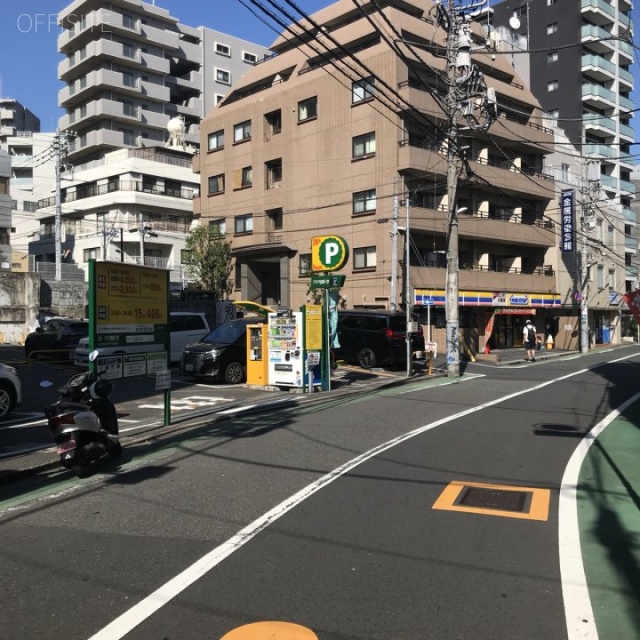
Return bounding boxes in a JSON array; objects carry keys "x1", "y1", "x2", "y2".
[{"x1": 182, "y1": 227, "x2": 233, "y2": 299}]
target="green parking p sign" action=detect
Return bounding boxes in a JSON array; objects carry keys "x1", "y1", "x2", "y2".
[{"x1": 311, "y1": 235, "x2": 349, "y2": 272}]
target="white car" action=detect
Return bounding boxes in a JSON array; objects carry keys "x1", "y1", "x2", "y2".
[
  {"x1": 74, "y1": 312, "x2": 211, "y2": 366},
  {"x1": 0, "y1": 363, "x2": 22, "y2": 420}
]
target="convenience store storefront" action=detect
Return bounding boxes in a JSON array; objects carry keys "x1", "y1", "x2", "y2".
[{"x1": 413, "y1": 289, "x2": 562, "y2": 352}]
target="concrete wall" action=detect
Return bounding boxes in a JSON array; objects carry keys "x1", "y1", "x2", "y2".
[{"x1": 0, "y1": 272, "x2": 87, "y2": 344}]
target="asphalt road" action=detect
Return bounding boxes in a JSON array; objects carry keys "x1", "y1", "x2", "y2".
[{"x1": 1, "y1": 346, "x2": 638, "y2": 639}]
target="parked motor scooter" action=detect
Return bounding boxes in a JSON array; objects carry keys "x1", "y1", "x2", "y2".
[{"x1": 41, "y1": 350, "x2": 121, "y2": 478}]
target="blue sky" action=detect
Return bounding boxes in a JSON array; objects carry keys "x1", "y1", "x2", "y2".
[{"x1": 0, "y1": 0, "x2": 638, "y2": 133}]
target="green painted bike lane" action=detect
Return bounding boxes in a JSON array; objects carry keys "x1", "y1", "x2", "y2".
[{"x1": 579, "y1": 399, "x2": 640, "y2": 639}]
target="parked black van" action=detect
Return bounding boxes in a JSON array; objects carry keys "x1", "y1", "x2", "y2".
[{"x1": 333, "y1": 310, "x2": 425, "y2": 369}]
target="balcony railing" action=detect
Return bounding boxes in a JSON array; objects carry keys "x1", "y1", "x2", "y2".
[
  {"x1": 38, "y1": 180, "x2": 198, "y2": 209},
  {"x1": 410, "y1": 260, "x2": 555, "y2": 276}
]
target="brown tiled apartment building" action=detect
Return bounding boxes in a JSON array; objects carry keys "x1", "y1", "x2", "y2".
[{"x1": 195, "y1": 0, "x2": 565, "y2": 352}]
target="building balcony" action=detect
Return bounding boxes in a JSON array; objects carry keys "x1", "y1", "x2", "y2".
[
  {"x1": 618, "y1": 67, "x2": 634, "y2": 87},
  {"x1": 619, "y1": 122, "x2": 635, "y2": 140},
  {"x1": 139, "y1": 23, "x2": 180, "y2": 49},
  {"x1": 410, "y1": 205, "x2": 555, "y2": 247},
  {"x1": 38, "y1": 179, "x2": 198, "y2": 210},
  {"x1": 622, "y1": 207, "x2": 636, "y2": 223},
  {"x1": 581, "y1": 24, "x2": 615, "y2": 53},
  {"x1": 581, "y1": 0, "x2": 616, "y2": 25},
  {"x1": 582, "y1": 83, "x2": 617, "y2": 108},
  {"x1": 618, "y1": 39, "x2": 633, "y2": 63},
  {"x1": 585, "y1": 143, "x2": 619, "y2": 159},
  {"x1": 411, "y1": 264, "x2": 556, "y2": 293},
  {"x1": 583, "y1": 115, "x2": 616, "y2": 135},
  {"x1": 581, "y1": 53, "x2": 617, "y2": 81},
  {"x1": 619, "y1": 95, "x2": 633, "y2": 110},
  {"x1": 625, "y1": 235, "x2": 637, "y2": 253}
]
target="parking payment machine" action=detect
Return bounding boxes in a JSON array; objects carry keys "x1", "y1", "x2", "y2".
[{"x1": 246, "y1": 323, "x2": 268, "y2": 385}]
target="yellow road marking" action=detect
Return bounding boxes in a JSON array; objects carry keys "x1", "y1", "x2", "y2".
[
  {"x1": 220, "y1": 621, "x2": 318, "y2": 640},
  {"x1": 433, "y1": 480, "x2": 550, "y2": 521}
]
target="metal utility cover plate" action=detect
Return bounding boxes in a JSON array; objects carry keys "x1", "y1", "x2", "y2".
[{"x1": 433, "y1": 481, "x2": 550, "y2": 521}]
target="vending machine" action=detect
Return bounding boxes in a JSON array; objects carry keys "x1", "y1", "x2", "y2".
[{"x1": 267, "y1": 311, "x2": 304, "y2": 388}]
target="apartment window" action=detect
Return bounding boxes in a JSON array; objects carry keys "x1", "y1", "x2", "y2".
[
  {"x1": 353, "y1": 189, "x2": 376, "y2": 215},
  {"x1": 23, "y1": 201, "x2": 38, "y2": 212},
  {"x1": 209, "y1": 218, "x2": 226, "y2": 235},
  {"x1": 299, "y1": 253, "x2": 311, "y2": 276},
  {"x1": 560, "y1": 163, "x2": 569, "y2": 182},
  {"x1": 120, "y1": 129, "x2": 136, "y2": 145},
  {"x1": 267, "y1": 208, "x2": 283, "y2": 231},
  {"x1": 547, "y1": 23, "x2": 558, "y2": 35},
  {"x1": 215, "y1": 94, "x2": 225, "y2": 105},
  {"x1": 208, "y1": 174, "x2": 225, "y2": 195},
  {"x1": 123, "y1": 71, "x2": 136, "y2": 87},
  {"x1": 215, "y1": 42, "x2": 231, "y2": 56},
  {"x1": 514, "y1": 6, "x2": 527, "y2": 16},
  {"x1": 120, "y1": 100, "x2": 137, "y2": 117},
  {"x1": 596, "y1": 219, "x2": 603, "y2": 241},
  {"x1": 83, "y1": 247, "x2": 99, "y2": 262},
  {"x1": 243, "y1": 51, "x2": 258, "y2": 64},
  {"x1": 79, "y1": 45, "x2": 87, "y2": 60},
  {"x1": 547, "y1": 80, "x2": 558, "y2": 92},
  {"x1": 79, "y1": 76, "x2": 87, "y2": 89},
  {"x1": 354, "y1": 246, "x2": 376, "y2": 270},
  {"x1": 265, "y1": 110, "x2": 282, "y2": 136},
  {"x1": 207, "y1": 129, "x2": 224, "y2": 151},
  {"x1": 122, "y1": 14, "x2": 137, "y2": 29},
  {"x1": 233, "y1": 166, "x2": 252, "y2": 189},
  {"x1": 547, "y1": 0, "x2": 557, "y2": 5},
  {"x1": 547, "y1": 51, "x2": 558, "y2": 63},
  {"x1": 608, "y1": 269, "x2": 616, "y2": 290},
  {"x1": 216, "y1": 68, "x2": 231, "y2": 85},
  {"x1": 352, "y1": 132, "x2": 376, "y2": 158},
  {"x1": 234, "y1": 214, "x2": 253, "y2": 234},
  {"x1": 547, "y1": 109, "x2": 559, "y2": 126},
  {"x1": 298, "y1": 96, "x2": 318, "y2": 122},
  {"x1": 352, "y1": 77, "x2": 375, "y2": 103},
  {"x1": 266, "y1": 159, "x2": 282, "y2": 189},
  {"x1": 607, "y1": 225, "x2": 614, "y2": 245},
  {"x1": 123, "y1": 43, "x2": 137, "y2": 58},
  {"x1": 234, "y1": 120, "x2": 251, "y2": 143}
]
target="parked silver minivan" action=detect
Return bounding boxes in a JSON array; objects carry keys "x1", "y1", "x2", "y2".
[{"x1": 74, "y1": 312, "x2": 211, "y2": 366}]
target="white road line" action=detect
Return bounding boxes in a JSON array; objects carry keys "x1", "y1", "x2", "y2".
[
  {"x1": 559, "y1": 391, "x2": 640, "y2": 640},
  {"x1": 89, "y1": 365, "x2": 604, "y2": 640}
]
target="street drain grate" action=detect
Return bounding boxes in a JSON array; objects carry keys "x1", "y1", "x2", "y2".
[
  {"x1": 456, "y1": 486, "x2": 530, "y2": 513},
  {"x1": 432, "y1": 481, "x2": 551, "y2": 521}
]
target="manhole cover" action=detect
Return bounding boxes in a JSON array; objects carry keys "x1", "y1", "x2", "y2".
[{"x1": 456, "y1": 486, "x2": 530, "y2": 513}]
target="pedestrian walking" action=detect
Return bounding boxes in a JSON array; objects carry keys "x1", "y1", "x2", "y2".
[{"x1": 523, "y1": 319, "x2": 537, "y2": 362}]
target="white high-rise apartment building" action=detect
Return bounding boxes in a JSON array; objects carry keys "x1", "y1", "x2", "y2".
[{"x1": 57, "y1": 0, "x2": 269, "y2": 165}]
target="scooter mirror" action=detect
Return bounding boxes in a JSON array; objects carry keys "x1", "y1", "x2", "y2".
[
  {"x1": 89, "y1": 349, "x2": 100, "y2": 362},
  {"x1": 40, "y1": 380, "x2": 54, "y2": 388}
]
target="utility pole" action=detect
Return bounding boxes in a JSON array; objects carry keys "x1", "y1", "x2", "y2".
[
  {"x1": 437, "y1": 0, "x2": 495, "y2": 377},
  {"x1": 579, "y1": 153, "x2": 601, "y2": 354},
  {"x1": 390, "y1": 177, "x2": 399, "y2": 311},
  {"x1": 53, "y1": 131, "x2": 62, "y2": 281},
  {"x1": 405, "y1": 195, "x2": 412, "y2": 377},
  {"x1": 52, "y1": 130, "x2": 74, "y2": 280}
]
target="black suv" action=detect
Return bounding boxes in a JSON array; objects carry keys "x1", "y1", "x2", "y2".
[
  {"x1": 181, "y1": 316, "x2": 264, "y2": 384},
  {"x1": 333, "y1": 310, "x2": 424, "y2": 369}
]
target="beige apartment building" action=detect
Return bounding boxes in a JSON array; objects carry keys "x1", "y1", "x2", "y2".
[{"x1": 196, "y1": 0, "x2": 565, "y2": 353}]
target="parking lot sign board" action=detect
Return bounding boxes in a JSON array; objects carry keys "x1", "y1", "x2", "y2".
[{"x1": 311, "y1": 235, "x2": 349, "y2": 272}]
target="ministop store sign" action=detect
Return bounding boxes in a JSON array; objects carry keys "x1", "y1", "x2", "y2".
[{"x1": 311, "y1": 235, "x2": 349, "y2": 272}]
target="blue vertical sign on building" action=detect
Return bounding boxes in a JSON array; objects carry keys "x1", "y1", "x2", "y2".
[{"x1": 561, "y1": 189, "x2": 575, "y2": 253}]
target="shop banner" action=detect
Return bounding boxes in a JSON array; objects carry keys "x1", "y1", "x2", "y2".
[
  {"x1": 622, "y1": 289, "x2": 640, "y2": 324},
  {"x1": 561, "y1": 189, "x2": 575, "y2": 253}
]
